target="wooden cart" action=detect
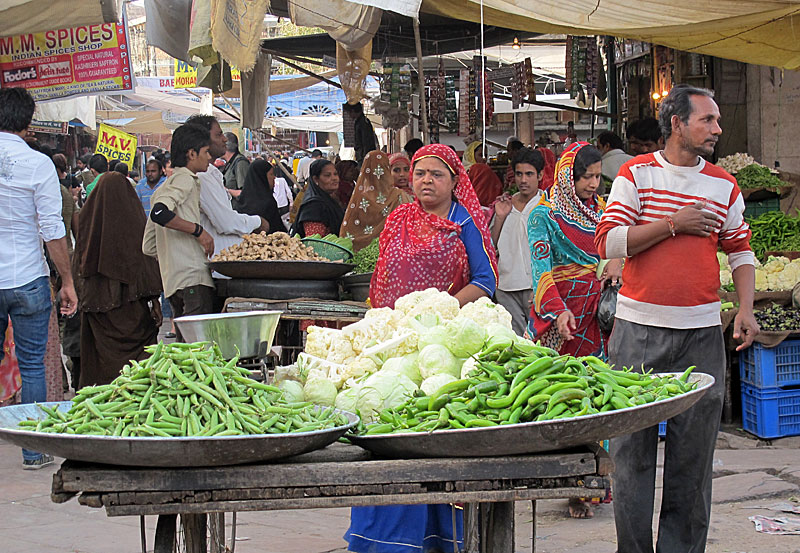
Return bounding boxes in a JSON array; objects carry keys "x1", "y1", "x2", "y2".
[{"x1": 51, "y1": 443, "x2": 612, "y2": 553}]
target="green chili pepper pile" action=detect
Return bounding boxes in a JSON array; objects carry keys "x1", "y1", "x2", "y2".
[
  {"x1": 747, "y1": 211, "x2": 800, "y2": 260},
  {"x1": 20, "y1": 342, "x2": 349, "y2": 437},
  {"x1": 735, "y1": 164, "x2": 785, "y2": 190},
  {"x1": 358, "y1": 338, "x2": 698, "y2": 435}
]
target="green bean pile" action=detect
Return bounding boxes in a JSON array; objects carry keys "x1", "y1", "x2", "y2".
[
  {"x1": 360, "y1": 339, "x2": 698, "y2": 435},
  {"x1": 20, "y1": 342, "x2": 349, "y2": 437}
]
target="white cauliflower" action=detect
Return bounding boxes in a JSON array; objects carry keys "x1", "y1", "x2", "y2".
[
  {"x1": 720, "y1": 269, "x2": 733, "y2": 287},
  {"x1": 342, "y1": 307, "x2": 401, "y2": 353},
  {"x1": 304, "y1": 326, "x2": 344, "y2": 358},
  {"x1": 296, "y1": 352, "x2": 343, "y2": 382},
  {"x1": 326, "y1": 337, "x2": 356, "y2": 365},
  {"x1": 458, "y1": 297, "x2": 513, "y2": 329},
  {"x1": 395, "y1": 288, "x2": 460, "y2": 324},
  {"x1": 717, "y1": 251, "x2": 730, "y2": 271},
  {"x1": 342, "y1": 355, "x2": 379, "y2": 381},
  {"x1": 460, "y1": 356, "x2": 479, "y2": 379},
  {"x1": 755, "y1": 268, "x2": 768, "y2": 291}
]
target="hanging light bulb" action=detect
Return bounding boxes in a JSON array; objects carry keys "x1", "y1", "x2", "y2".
[
  {"x1": 651, "y1": 92, "x2": 661, "y2": 101},
  {"x1": 512, "y1": 37, "x2": 521, "y2": 50}
]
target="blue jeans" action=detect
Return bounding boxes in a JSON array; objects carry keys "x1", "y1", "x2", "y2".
[
  {"x1": 160, "y1": 292, "x2": 172, "y2": 320},
  {"x1": 0, "y1": 276, "x2": 52, "y2": 461}
]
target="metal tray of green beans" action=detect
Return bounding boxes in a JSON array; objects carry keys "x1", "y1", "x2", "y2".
[
  {"x1": 0, "y1": 402, "x2": 358, "y2": 467},
  {"x1": 347, "y1": 373, "x2": 714, "y2": 458}
]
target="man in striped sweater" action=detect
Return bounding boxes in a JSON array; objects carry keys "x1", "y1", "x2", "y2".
[{"x1": 595, "y1": 85, "x2": 759, "y2": 553}]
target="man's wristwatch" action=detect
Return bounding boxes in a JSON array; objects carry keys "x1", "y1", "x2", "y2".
[{"x1": 192, "y1": 223, "x2": 204, "y2": 237}]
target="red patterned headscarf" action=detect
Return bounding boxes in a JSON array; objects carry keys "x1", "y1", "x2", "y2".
[
  {"x1": 369, "y1": 143, "x2": 498, "y2": 308},
  {"x1": 537, "y1": 147, "x2": 556, "y2": 191}
]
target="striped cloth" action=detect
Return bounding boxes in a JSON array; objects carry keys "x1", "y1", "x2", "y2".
[{"x1": 595, "y1": 151, "x2": 754, "y2": 329}]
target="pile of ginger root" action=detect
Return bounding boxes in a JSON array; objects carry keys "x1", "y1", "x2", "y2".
[{"x1": 212, "y1": 232, "x2": 328, "y2": 262}]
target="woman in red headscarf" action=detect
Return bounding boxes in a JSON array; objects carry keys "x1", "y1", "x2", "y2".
[
  {"x1": 370, "y1": 143, "x2": 498, "y2": 309},
  {"x1": 537, "y1": 146, "x2": 556, "y2": 191},
  {"x1": 388, "y1": 152, "x2": 412, "y2": 195},
  {"x1": 349, "y1": 144, "x2": 498, "y2": 553}
]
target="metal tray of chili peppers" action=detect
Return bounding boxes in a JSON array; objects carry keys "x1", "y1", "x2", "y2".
[
  {"x1": 348, "y1": 372, "x2": 714, "y2": 459},
  {"x1": 0, "y1": 402, "x2": 358, "y2": 467}
]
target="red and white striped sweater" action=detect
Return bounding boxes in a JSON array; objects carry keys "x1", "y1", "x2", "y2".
[{"x1": 595, "y1": 151, "x2": 754, "y2": 329}]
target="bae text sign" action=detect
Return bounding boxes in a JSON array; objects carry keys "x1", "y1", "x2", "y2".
[{"x1": 0, "y1": 23, "x2": 133, "y2": 101}]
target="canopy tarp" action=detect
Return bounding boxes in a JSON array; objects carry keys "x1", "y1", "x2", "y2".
[
  {"x1": 420, "y1": 0, "x2": 800, "y2": 70},
  {"x1": 116, "y1": 88, "x2": 238, "y2": 122},
  {"x1": 34, "y1": 95, "x2": 96, "y2": 128},
  {"x1": 97, "y1": 110, "x2": 172, "y2": 134},
  {"x1": 265, "y1": 113, "x2": 383, "y2": 132},
  {"x1": 0, "y1": 0, "x2": 122, "y2": 37}
]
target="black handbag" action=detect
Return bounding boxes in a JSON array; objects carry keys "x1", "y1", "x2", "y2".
[{"x1": 597, "y1": 282, "x2": 620, "y2": 335}]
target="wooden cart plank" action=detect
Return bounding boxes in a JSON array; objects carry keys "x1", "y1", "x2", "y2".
[
  {"x1": 103, "y1": 486, "x2": 605, "y2": 516},
  {"x1": 58, "y1": 450, "x2": 598, "y2": 493}
]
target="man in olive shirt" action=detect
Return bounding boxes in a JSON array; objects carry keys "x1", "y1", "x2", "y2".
[{"x1": 142, "y1": 125, "x2": 215, "y2": 320}]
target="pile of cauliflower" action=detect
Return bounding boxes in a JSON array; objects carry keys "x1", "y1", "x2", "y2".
[
  {"x1": 275, "y1": 288, "x2": 514, "y2": 422},
  {"x1": 719, "y1": 252, "x2": 800, "y2": 291}
]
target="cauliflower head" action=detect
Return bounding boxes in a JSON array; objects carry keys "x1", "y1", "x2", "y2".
[
  {"x1": 459, "y1": 297, "x2": 513, "y2": 329},
  {"x1": 395, "y1": 288, "x2": 460, "y2": 323},
  {"x1": 326, "y1": 337, "x2": 356, "y2": 365},
  {"x1": 305, "y1": 326, "x2": 344, "y2": 358},
  {"x1": 342, "y1": 307, "x2": 401, "y2": 353}
]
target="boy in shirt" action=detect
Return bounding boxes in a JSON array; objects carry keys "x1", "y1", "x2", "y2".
[
  {"x1": 490, "y1": 148, "x2": 544, "y2": 335},
  {"x1": 143, "y1": 125, "x2": 215, "y2": 322}
]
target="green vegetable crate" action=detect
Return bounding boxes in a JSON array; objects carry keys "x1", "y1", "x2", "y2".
[{"x1": 744, "y1": 196, "x2": 781, "y2": 219}]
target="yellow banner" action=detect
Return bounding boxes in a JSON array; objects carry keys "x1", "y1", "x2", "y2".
[
  {"x1": 95, "y1": 123, "x2": 137, "y2": 165},
  {"x1": 173, "y1": 59, "x2": 240, "y2": 89}
]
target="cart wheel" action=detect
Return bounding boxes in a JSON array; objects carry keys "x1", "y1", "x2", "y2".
[{"x1": 150, "y1": 512, "x2": 237, "y2": 553}]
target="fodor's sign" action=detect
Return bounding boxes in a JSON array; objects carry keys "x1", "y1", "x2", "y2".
[{"x1": 94, "y1": 123, "x2": 137, "y2": 164}]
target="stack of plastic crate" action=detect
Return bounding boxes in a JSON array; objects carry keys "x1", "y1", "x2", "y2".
[{"x1": 739, "y1": 339, "x2": 800, "y2": 438}]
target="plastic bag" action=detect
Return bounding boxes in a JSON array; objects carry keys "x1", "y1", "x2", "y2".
[{"x1": 597, "y1": 283, "x2": 620, "y2": 335}]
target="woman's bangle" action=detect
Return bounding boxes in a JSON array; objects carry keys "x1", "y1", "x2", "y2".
[
  {"x1": 664, "y1": 216, "x2": 676, "y2": 237},
  {"x1": 192, "y1": 223, "x2": 203, "y2": 237}
]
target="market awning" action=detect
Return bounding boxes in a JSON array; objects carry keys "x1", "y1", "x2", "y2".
[
  {"x1": 97, "y1": 110, "x2": 172, "y2": 134},
  {"x1": 265, "y1": 113, "x2": 383, "y2": 133},
  {"x1": 260, "y1": 11, "x2": 540, "y2": 59},
  {"x1": 420, "y1": 0, "x2": 800, "y2": 70},
  {"x1": 34, "y1": 96, "x2": 96, "y2": 128},
  {"x1": 0, "y1": 0, "x2": 122, "y2": 37}
]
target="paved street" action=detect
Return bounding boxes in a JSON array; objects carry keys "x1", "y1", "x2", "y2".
[{"x1": 1, "y1": 428, "x2": 798, "y2": 552}]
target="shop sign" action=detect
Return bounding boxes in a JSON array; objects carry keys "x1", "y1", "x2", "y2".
[
  {"x1": 0, "y1": 21, "x2": 133, "y2": 101},
  {"x1": 95, "y1": 123, "x2": 137, "y2": 165},
  {"x1": 29, "y1": 120, "x2": 69, "y2": 134},
  {"x1": 173, "y1": 60, "x2": 241, "y2": 89}
]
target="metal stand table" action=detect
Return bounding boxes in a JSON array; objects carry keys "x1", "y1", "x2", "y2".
[{"x1": 51, "y1": 443, "x2": 612, "y2": 553}]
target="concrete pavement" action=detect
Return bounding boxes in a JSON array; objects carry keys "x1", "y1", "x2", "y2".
[{"x1": 0, "y1": 428, "x2": 798, "y2": 552}]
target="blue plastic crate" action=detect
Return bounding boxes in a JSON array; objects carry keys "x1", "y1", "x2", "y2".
[
  {"x1": 741, "y1": 382, "x2": 800, "y2": 439},
  {"x1": 740, "y1": 339, "x2": 800, "y2": 389},
  {"x1": 658, "y1": 421, "x2": 667, "y2": 437}
]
